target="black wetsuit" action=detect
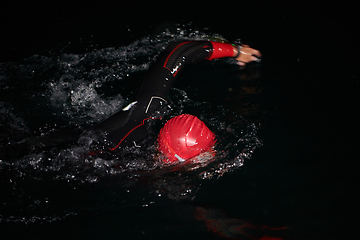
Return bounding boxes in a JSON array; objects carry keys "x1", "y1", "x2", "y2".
[{"x1": 94, "y1": 41, "x2": 237, "y2": 151}]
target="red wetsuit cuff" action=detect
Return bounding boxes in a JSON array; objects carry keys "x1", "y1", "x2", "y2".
[{"x1": 207, "y1": 42, "x2": 237, "y2": 60}]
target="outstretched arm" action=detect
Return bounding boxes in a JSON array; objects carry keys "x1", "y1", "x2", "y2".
[{"x1": 136, "y1": 41, "x2": 261, "y2": 101}]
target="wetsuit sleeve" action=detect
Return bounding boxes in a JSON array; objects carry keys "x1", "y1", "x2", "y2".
[
  {"x1": 135, "y1": 41, "x2": 237, "y2": 101},
  {"x1": 207, "y1": 42, "x2": 238, "y2": 60},
  {"x1": 93, "y1": 41, "x2": 238, "y2": 151}
]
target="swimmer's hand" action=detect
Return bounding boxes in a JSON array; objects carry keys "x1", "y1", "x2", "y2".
[{"x1": 235, "y1": 45, "x2": 262, "y2": 66}]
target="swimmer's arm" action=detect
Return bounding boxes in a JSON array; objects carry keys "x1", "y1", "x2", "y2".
[{"x1": 208, "y1": 41, "x2": 261, "y2": 66}]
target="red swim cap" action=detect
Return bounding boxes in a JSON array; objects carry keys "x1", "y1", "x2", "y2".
[{"x1": 158, "y1": 114, "x2": 216, "y2": 163}]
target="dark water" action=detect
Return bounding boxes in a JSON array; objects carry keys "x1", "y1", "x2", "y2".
[{"x1": 1, "y1": 3, "x2": 359, "y2": 239}]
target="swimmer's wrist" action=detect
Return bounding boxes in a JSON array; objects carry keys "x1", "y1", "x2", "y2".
[{"x1": 231, "y1": 44, "x2": 242, "y2": 58}]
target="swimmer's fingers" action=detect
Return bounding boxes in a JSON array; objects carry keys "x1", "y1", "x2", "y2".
[
  {"x1": 251, "y1": 48, "x2": 262, "y2": 59},
  {"x1": 244, "y1": 46, "x2": 262, "y2": 61},
  {"x1": 235, "y1": 45, "x2": 262, "y2": 64}
]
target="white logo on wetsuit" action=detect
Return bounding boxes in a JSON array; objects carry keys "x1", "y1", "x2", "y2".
[{"x1": 122, "y1": 101, "x2": 137, "y2": 111}]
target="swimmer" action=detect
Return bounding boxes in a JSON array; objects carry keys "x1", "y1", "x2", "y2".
[{"x1": 92, "y1": 39, "x2": 261, "y2": 163}]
